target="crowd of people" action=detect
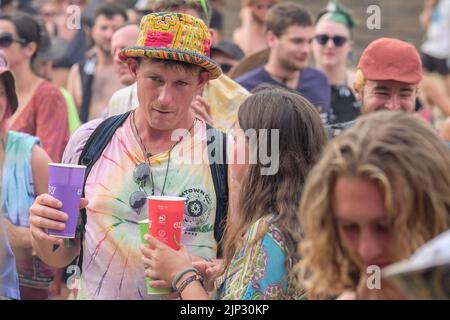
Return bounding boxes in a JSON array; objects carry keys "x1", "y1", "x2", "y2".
[{"x1": 0, "y1": 0, "x2": 449, "y2": 301}]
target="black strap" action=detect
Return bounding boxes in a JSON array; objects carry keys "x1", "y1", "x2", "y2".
[
  {"x1": 206, "y1": 124, "x2": 228, "y2": 257},
  {"x1": 79, "y1": 55, "x2": 96, "y2": 123},
  {"x1": 75, "y1": 111, "x2": 131, "y2": 271}
]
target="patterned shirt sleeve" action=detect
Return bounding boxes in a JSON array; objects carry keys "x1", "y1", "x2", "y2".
[{"x1": 220, "y1": 218, "x2": 290, "y2": 300}]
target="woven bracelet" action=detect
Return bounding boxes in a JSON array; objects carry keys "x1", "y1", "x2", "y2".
[
  {"x1": 177, "y1": 274, "x2": 204, "y2": 296},
  {"x1": 172, "y1": 267, "x2": 198, "y2": 290}
]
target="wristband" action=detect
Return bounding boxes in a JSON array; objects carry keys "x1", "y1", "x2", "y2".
[
  {"x1": 176, "y1": 274, "x2": 204, "y2": 296},
  {"x1": 172, "y1": 267, "x2": 198, "y2": 290}
]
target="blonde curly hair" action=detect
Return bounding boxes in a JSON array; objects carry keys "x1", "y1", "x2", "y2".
[{"x1": 295, "y1": 110, "x2": 450, "y2": 299}]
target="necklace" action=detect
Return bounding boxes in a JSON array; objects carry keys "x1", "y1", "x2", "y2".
[
  {"x1": 264, "y1": 67, "x2": 298, "y2": 86},
  {"x1": 131, "y1": 111, "x2": 196, "y2": 196}
]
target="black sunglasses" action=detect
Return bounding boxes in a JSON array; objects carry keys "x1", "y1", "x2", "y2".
[
  {"x1": 0, "y1": 33, "x2": 27, "y2": 48},
  {"x1": 315, "y1": 34, "x2": 348, "y2": 47},
  {"x1": 220, "y1": 63, "x2": 233, "y2": 74},
  {"x1": 129, "y1": 163, "x2": 152, "y2": 212}
]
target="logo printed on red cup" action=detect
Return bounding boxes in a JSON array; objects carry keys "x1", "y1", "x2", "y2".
[{"x1": 148, "y1": 196, "x2": 186, "y2": 250}]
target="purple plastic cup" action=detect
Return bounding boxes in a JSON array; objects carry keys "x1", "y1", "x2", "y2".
[{"x1": 47, "y1": 163, "x2": 86, "y2": 238}]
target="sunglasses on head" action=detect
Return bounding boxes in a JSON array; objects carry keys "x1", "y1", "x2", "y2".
[
  {"x1": 315, "y1": 34, "x2": 348, "y2": 47},
  {"x1": 0, "y1": 33, "x2": 27, "y2": 48}
]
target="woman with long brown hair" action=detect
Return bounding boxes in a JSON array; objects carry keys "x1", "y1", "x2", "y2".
[
  {"x1": 140, "y1": 88, "x2": 327, "y2": 299},
  {"x1": 0, "y1": 13, "x2": 69, "y2": 162}
]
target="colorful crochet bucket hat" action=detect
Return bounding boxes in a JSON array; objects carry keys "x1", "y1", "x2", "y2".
[{"x1": 119, "y1": 12, "x2": 222, "y2": 79}]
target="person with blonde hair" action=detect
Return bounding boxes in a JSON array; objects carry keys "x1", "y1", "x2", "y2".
[{"x1": 297, "y1": 110, "x2": 450, "y2": 299}]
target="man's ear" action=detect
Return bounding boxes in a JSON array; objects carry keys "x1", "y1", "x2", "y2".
[
  {"x1": 266, "y1": 30, "x2": 276, "y2": 48},
  {"x1": 127, "y1": 58, "x2": 139, "y2": 79},
  {"x1": 197, "y1": 70, "x2": 211, "y2": 88}
]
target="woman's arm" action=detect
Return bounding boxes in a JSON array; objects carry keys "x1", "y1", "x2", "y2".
[
  {"x1": 3, "y1": 218, "x2": 32, "y2": 251},
  {"x1": 420, "y1": 0, "x2": 437, "y2": 29},
  {"x1": 3, "y1": 145, "x2": 51, "y2": 252},
  {"x1": 141, "y1": 235, "x2": 210, "y2": 300},
  {"x1": 31, "y1": 145, "x2": 51, "y2": 196}
]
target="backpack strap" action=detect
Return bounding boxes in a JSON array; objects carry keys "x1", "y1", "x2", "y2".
[
  {"x1": 206, "y1": 124, "x2": 228, "y2": 258},
  {"x1": 79, "y1": 55, "x2": 97, "y2": 123},
  {"x1": 75, "y1": 111, "x2": 131, "y2": 272}
]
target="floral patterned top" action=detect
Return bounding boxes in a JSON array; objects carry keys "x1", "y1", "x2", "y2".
[{"x1": 216, "y1": 215, "x2": 305, "y2": 300}]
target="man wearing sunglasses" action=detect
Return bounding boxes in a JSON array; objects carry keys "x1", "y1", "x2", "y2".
[
  {"x1": 235, "y1": 2, "x2": 331, "y2": 121},
  {"x1": 29, "y1": 12, "x2": 232, "y2": 300},
  {"x1": 328, "y1": 37, "x2": 424, "y2": 137}
]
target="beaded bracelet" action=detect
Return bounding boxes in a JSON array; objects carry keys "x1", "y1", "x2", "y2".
[
  {"x1": 172, "y1": 267, "x2": 198, "y2": 290},
  {"x1": 176, "y1": 274, "x2": 204, "y2": 296}
]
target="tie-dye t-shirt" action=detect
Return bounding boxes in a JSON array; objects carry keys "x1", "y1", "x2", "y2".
[{"x1": 62, "y1": 115, "x2": 218, "y2": 299}]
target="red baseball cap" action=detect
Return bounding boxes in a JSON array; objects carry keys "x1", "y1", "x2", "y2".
[{"x1": 358, "y1": 38, "x2": 422, "y2": 85}]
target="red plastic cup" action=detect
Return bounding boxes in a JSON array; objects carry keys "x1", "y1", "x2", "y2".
[{"x1": 147, "y1": 196, "x2": 185, "y2": 250}]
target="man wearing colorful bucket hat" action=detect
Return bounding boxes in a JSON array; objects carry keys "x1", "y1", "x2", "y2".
[
  {"x1": 29, "y1": 12, "x2": 231, "y2": 300},
  {"x1": 328, "y1": 37, "x2": 424, "y2": 136},
  {"x1": 108, "y1": 0, "x2": 250, "y2": 133}
]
